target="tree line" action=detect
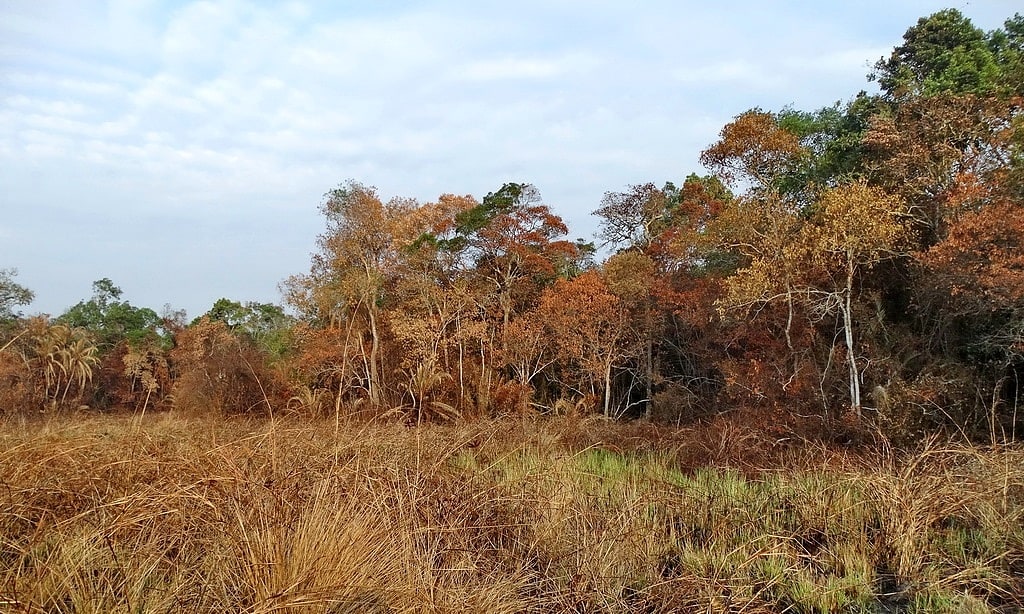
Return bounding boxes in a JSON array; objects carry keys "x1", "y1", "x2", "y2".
[{"x1": 2, "y1": 9, "x2": 1022, "y2": 442}]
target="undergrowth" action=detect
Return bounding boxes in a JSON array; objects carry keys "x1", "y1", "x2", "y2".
[{"x1": 1, "y1": 413, "x2": 1021, "y2": 612}]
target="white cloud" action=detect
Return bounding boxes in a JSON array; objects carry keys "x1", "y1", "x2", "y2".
[
  {"x1": 17, "y1": 112, "x2": 138, "y2": 140},
  {"x1": 3, "y1": 72, "x2": 130, "y2": 98},
  {"x1": 131, "y1": 73, "x2": 206, "y2": 114},
  {"x1": 4, "y1": 96, "x2": 91, "y2": 117},
  {"x1": 161, "y1": 0, "x2": 242, "y2": 69}
]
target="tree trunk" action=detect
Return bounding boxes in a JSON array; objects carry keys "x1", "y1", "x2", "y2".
[
  {"x1": 367, "y1": 305, "x2": 381, "y2": 406},
  {"x1": 457, "y1": 314, "x2": 465, "y2": 407},
  {"x1": 477, "y1": 338, "x2": 490, "y2": 412},
  {"x1": 843, "y1": 255, "x2": 861, "y2": 414},
  {"x1": 644, "y1": 321, "x2": 653, "y2": 418},
  {"x1": 604, "y1": 360, "x2": 613, "y2": 418}
]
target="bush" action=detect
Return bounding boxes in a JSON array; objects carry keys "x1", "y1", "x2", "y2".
[{"x1": 169, "y1": 318, "x2": 286, "y2": 415}]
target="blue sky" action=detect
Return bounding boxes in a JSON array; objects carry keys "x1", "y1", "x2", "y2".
[{"x1": 1, "y1": 1, "x2": 1016, "y2": 318}]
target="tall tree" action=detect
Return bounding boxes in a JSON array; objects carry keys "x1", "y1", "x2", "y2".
[
  {"x1": 415, "y1": 183, "x2": 578, "y2": 412},
  {"x1": 700, "y1": 109, "x2": 807, "y2": 198},
  {"x1": 990, "y1": 14, "x2": 1024, "y2": 94},
  {"x1": 594, "y1": 182, "x2": 678, "y2": 251},
  {"x1": 284, "y1": 181, "x2": 422, "y2": 406},
  {"x1": 442, "y1": 183, "x2": 578, "y2": 328},
  {"x1": 536, "y1": 271, "x2": 636, "y2": 417},
  {"x1": 58, "y1": 279, "x2": 166, "y2": 350},
  {"x1": 717, "y1": 182, "x2": 907, "y2": 414},
  {"x1": 862, "y1": 93, "x2": 1019, "y2": 248},
  {"x1": 804, "y1": 182, "x2": 908, "y2": 413},
  {"x1": 872, "y1": 9, "x2": 1004, "y2": 97}
]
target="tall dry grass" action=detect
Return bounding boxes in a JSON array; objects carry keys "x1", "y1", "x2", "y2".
[{"x1": 0, "y1": 413, "x2": 1021, "y2": 612}]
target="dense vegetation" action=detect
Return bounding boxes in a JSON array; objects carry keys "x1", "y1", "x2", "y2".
[{"x1": 2, "y1": 10, "x2": 1024, "y2": 610}]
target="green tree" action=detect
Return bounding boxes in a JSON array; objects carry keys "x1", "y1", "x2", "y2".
[
  {"x1": 871, "y1": 9, "x2": 1008, "y2": 97},
  {"x1": 58, "y1": 279, "x2": 166, "y2": 350},
  {"x1": 774, "y1": 97, "x2": 883, "y2": 199},
  {"x1": 202, "y1": 298, "x2": 293, "y2": 358},
  {"x1": 990, "y1": 14, "x2": 1024, "y2": 93},
  {"x1": 0, "y1": 268, "x2": 34, "y2": 322}
]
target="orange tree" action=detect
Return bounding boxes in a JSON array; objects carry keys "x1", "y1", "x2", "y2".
[
  {"x1": 283, "y1": 181, "x2": 424, "y2": 407},
  {"x1": 535, "y1": 271, "x2": 637, "y2": 417}
]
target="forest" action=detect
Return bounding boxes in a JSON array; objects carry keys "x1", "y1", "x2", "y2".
[{"x1": 2, "y1": 9, "x2": 1024, "y2": 612}]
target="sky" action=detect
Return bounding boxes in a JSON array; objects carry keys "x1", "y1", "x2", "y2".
[{"x1": 0, "y1": 1, "x2": 1017, "y2": 319}]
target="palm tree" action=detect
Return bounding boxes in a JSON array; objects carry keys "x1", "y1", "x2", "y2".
[
  {"x1": 34, "y1": 324, "x2": 99, "y2": 409},
  {"x1": 59, "y1": 333, "x2": 99, "y2": 406},
  {"x1": 35, "y1": 324, "x2": 67, "y2": 404}
]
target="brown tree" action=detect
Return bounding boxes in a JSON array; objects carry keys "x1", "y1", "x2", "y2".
[
  {"x1": 536, "y1": 271, "x2": 636, "y2": 417},
  {"x1": 700, "y1": 109, "x2": 807, "y2": 196},
  {"x1": 284, "y1": 181, "x2": 423, "y2": 406},
  {"x1": 717, "y1": 181, "x2": 907, "y2": 414},
  {"x1": 862, "y1": 93, "x2": 1020, "y2": 247},
  {"x1": 170, "y1": 318, "x2": 284, "y2": 415}
]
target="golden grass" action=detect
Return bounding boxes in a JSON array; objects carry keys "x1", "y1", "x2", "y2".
[{"x1": 1, "y1": 413, "x2": 1021, "y2": 613}]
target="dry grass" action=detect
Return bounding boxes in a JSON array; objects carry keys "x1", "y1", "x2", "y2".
[{"x1": 1, "y1": 412, "x2": 1022, "y2": 613}]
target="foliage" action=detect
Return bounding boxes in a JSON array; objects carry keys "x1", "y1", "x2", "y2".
[
  {"x1": 594, "y1": 182, "x2": 678, "y2": 250},
  {"x1": 202, "y1": 297, "x2": 293, "y2": 359},
  {"x1": 169, "y1": 317, "x2": 285, "y2": 416},
  {"x1": 700, "y1": 109, "x2": 807, "y2": 196},
  {"x1": 7, "y1": 8, "x2": 1024, "y2": 442},
  {"x1": 535, "y1": 271, "x2": 637, "y2": 417},
  {"x1": 0, "y1": 318, "x2": 102, "y2": 412},
  {"x1": 0, "y1": 268, "x2": 34, "y2": 322},
  {"x1": 58, "y1": 278, "x2": 167, "y2": 350},
  {"x1": 871, "y1": 9, "x2": 1018, "y2": 98},
  {"x1": 438, "y1": 182, "x2": 580, "y2": 325},
  {"x1": 862, "y1": 93, "x2": 1019, "y2": 248}
]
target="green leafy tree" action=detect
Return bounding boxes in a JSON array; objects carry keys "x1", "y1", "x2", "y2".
[
  {"x1": 58, "y1": 279, "x2": 166, "y2": 350},
  {"x1": 774, "y1": 97, "x2": 883, "y2": 198},
  {"x1": 990, "y1": 14, "x2": 1024, "y2": 93},
  {"x1": 871, "y1": 9, "x2": 1011, "y2": 97},
  {"x1": 202, "y1": 298, "x2": 293, "y2": 359},
  {"x1": 0, "y1": 268, "x2": 34, "y2": 322}
]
